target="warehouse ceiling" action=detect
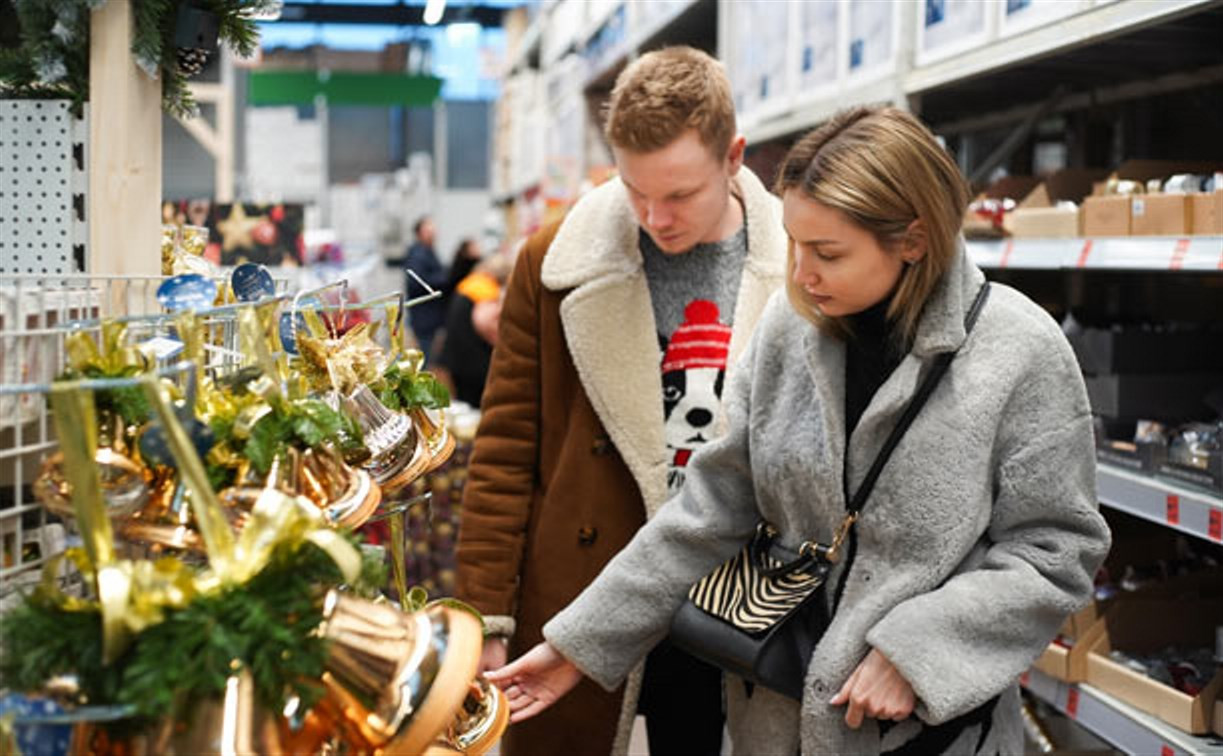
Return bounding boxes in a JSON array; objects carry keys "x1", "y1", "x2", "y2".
[{"x1": 275, "y1": 2, "x2": 508, "y2": 28}]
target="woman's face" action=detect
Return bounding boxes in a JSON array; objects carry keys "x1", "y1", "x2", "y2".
[{"x1": 783, "y1": 190, "x2": 912, "y2": 317}]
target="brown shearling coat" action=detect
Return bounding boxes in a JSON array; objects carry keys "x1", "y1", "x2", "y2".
[{"x1": 455, "y1": 168, "x2": 787, "y2": 755}]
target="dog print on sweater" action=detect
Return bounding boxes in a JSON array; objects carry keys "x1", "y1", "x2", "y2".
[{"x1": 660, "y1": 299, "x2": 732, "y2": 494}]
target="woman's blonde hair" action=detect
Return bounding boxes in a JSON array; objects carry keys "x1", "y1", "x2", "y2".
[{"x1": 775, "y1": 106, "x2": 970, "y2": 345}]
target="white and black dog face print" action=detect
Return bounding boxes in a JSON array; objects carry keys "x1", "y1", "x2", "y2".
[{"x1": 659, "y1": 299, "x2": 732, "y2": 494}]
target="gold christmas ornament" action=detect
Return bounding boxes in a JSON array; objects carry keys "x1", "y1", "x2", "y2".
[
  {"x1": 411, "y1": 406, "x2": 457, "y2": 473},
  {"x1": 441, "y1": 675, "x2": 510, "y2": 756},
  {"x1": 309, "y1": 590, "x2": 485, "y2": 754},
  {"x1": 345, "y1": 384, "x2": 431, "y2": 492}
]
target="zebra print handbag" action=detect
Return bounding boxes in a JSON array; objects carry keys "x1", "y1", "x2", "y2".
[{"x1": 670, "y1": 282, "x2": 991, "y2": 701}]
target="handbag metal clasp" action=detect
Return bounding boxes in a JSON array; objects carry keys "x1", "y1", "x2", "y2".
[{"x1": 824, "y1": 512, "x2": 858, "y2": 564}]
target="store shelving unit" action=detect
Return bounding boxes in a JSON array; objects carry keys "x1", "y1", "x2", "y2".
[
  {"x1": 1022, "y1": 667, "x2": 1223, "y2": 756},
  {"x1": 967, "y1": 237, "x2": 1223, "y2": 272},
  {"x1": 1096, "y1": 463, "x2": 1223, "y2": 547},
  {"x1": 497, "y1": 2, "x2": 1223, "y2": 749}
]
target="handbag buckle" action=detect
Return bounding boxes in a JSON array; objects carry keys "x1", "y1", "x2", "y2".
[{"x1": 824, "y1": 512, "x2": 858, "y2": 564}]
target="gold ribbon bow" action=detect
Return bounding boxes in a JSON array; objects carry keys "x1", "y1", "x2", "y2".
[{"x1": 64, "y1": 321, "x2": 149, "y2": 377}]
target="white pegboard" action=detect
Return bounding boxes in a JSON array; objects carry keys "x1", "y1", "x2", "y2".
[{"x1": 0, "y1": 100, "x2": 87, "y2": 276}]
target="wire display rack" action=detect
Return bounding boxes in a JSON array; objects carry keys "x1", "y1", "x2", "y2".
[
  {"x1": 0, "y1": 271, "x2": 438, "y2": 604},
  {"x1": 0, "y1": 273, "x2": 295, "y2": 602}
]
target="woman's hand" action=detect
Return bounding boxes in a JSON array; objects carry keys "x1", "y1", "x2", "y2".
[
  {"x1": 485, "y1": 642, "x2": 584, "y2": 723},
  {"x1": 829, "y1": 648, "x2": 916, "y2": 729}
]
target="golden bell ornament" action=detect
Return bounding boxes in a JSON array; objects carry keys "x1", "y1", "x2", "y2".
[
  {"x1": 410, "y1": 407, "x2": 457, "y2": 474},
  {"x1": 309, "y1": 590, "x2": 484, "y2": 754},
  {"x1": 148, "y1": 668, "x2": 284, "y2": 755},
  {"x1": 34, "y1": 447, "x2": 151, "y2": 523},
  {"x1": 345, "y1": 385, "x2": 430, "y2": 492},
  {"x1": 440, "y1": 675, "x2": 510, "y2": 756}
]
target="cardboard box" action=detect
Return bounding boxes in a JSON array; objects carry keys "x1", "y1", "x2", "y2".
[
  {"x1": 1082, "y1": 195, "x2": 1131, "y2": 236},
  {"x1": 1131, "y1": 194, "x2": 1193, "y2": 236},
  {"x1": 1191, "y1": 190, "x2": 1223, "y2": 235},
  {"x1": 1082, "y1": 160, "x2": 1223, "y2": 237},
  {"x1": 963, "y1": 175, "x2": 1041, "y2": 239},
  {"x1": 1009, "y1": 169, "x2": 1108, "y2": 239},
  {"x1": 1036, "y1": 602, "x2": 1105, "y2": 682},
  {"x1": 1086, "y1": 599, "x2": 1223, "y2": 734}
]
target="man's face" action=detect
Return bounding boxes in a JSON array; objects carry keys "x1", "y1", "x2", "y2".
[
  {"x1": 419, "y1": 219, "x2": 435, "y2": 246},
  {"x1": 615, "y1": 130, "x2": 743, "y2": 255}
]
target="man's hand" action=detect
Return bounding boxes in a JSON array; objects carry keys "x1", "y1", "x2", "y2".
[
  {"x1": 480, "y1": 636, "x2": 508, "y2": 674},
  {"x1": 485, "y1": 642, "x2": 583, "y2": 723},
  {"x1": 829, "y1": 648, "x2": 916, "y2": 729}
]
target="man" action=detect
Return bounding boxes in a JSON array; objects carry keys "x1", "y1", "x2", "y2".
[
  {"x1": 455, "y1": 46, "x2": 787, "y2": 756},
  {"x1": 404, "y1": 215, "x2": 446, "y2": 359}
]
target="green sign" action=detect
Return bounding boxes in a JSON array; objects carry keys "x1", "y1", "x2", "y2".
[{"x1": 249, "y1": 70, "x2": 443, "y2": 107}]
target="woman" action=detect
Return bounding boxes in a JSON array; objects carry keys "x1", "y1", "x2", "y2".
[{"x1": 488, "y1": 106, "x2": 1111, "y2": 755}]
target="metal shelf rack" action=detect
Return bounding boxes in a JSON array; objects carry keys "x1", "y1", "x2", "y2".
[{"x1": 1023, "y1": 667, "x2": 1223, "y2": 756}]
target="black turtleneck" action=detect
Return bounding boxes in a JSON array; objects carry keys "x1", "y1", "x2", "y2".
[{"x1": 844, "y1": 298, "x2": 904, "y2": 440}]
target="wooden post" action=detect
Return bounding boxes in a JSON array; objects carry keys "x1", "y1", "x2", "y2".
[{"x1": 89, "y1": 0, "x2": 162, "y2": 277}]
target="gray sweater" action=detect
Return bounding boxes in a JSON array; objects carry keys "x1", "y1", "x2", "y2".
[{"x1": 544, "y1": 246, "x2": 1111, "y2": 755}]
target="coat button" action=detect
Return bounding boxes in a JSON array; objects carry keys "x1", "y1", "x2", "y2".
[
  {"x1": 578, "y1": 526, "x2": 598, "y2": 545},
  {"x1": 591, "y1": 437, "x2": 613, "y2": 455}
]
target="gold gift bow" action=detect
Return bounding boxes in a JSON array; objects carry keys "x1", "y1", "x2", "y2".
[
  {"x1": 298, "y1": 321, "x2": 387, "y2": 396},
  {"x1": 64, "y1": 321, "x2": 149, "y2": 377}
]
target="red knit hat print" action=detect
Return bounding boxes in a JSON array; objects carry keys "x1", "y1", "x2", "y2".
[{"x1": 661, "y1": 300, "x2": 731, "y2": 373}]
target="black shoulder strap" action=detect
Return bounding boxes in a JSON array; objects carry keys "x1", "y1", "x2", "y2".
[{"x1": 846, "y1": 282, "x2": 991, "y2": 515}]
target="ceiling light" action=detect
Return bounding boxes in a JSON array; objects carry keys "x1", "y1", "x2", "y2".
[{"x1": 423, "y1": 0, "x2": 447, "y2": 26}]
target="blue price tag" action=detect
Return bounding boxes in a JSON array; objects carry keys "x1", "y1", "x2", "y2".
[
  {"x1": 157, "y1": 274, "x2": 217, "y2": 312},
  {"x1": 231, "y1": 263, "x2": 275, "y2": 302}
]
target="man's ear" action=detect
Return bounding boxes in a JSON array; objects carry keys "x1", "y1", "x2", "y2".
[
  {"x1": 901, "y1": 219, "x2": 928, "y2": 264},
  {"x1": 726, "y1": 135, "x2": 746, "y2": 175}
]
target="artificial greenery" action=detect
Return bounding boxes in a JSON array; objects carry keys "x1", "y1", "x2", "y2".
[
  {"x1": 0, "y1": 535, "x2": 386, "y2": 725},
  {"x1": 0, "y1": 0, "x2": 272, "y2": 117},
  {"x1": 208, "y1": 397, "x2": 365, "y2": 477},
  {"x1": 0, "y1": 0, "x2": 94, "y2": 112},
  {"x1": 378, "y1": 362, "x2": 451, "y2": 413},
  {"x1": 58, "y1": 365, "x2": 152, "y2": 428}
]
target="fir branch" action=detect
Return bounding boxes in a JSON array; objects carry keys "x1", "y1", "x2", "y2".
[{"x1": 0, "y1": 535, "x2": 377, "y2": 722}]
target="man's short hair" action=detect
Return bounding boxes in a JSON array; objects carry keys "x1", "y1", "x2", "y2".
[
  {"x1": 413, "y1": 216, "x2": 430, "y2": 237},
  {"x1": 604, "y1": 46, "x2": 735, "y2": 158}
]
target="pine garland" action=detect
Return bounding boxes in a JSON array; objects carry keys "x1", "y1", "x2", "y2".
[
  {"x1": 0, "y1": 0, "x2": 274, "y2": 117},
  {"x1": 0, "y1": 536, "x2": 387, "y2": 725}
]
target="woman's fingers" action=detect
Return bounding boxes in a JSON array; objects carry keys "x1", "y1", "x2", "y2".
[{"x1": 509, "y1": 697, "x2": 553, "y2": 724}]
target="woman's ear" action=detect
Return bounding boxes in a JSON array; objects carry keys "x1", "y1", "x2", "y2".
[{"x1": 901, "y1": 219, "x2": 928, "y2": 264}]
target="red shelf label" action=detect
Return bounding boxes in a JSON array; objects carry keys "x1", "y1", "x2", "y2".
[
  {"x1": 1166, "y1": 495, "x2": 1180, "y2": 525},
  {"x1": 1076, "y1": 240, "x2": 1094, "y2": 268},
  {"x1": 1066, "y1": 687, "x2": 1080, "y2": 718},
  {"x1": 1169, "y1": 238, "x2": 1190, "y2": 270},
  {"x1": 1210, "y1": 509, "x2": 1222, "y2": 542},
  {"x1": 1000, "y1": 239, "x2": 1014, "y2": 269}
]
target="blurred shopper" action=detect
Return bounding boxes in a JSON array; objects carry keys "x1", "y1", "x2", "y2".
[
  {"x1": 438, "y1": 254, "x2": 511, "y2": 407},
  {"x1": 405, "y1": 215, "x2": 446, "y2": 360}
]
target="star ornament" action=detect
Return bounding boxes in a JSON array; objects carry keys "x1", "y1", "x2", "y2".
[{"x1": 216, "y1": 203, "x2": 266, "y2": 253}]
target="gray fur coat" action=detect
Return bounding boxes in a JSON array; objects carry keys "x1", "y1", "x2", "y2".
[{"x1": 544, "y1": 248, "x2": 1112, "y2": 755}]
